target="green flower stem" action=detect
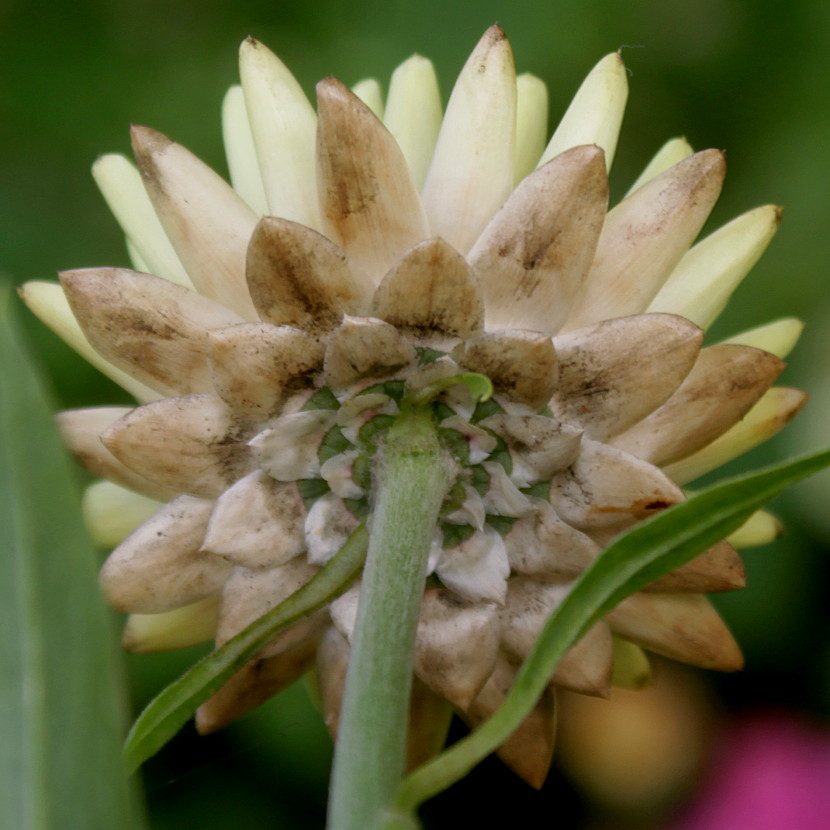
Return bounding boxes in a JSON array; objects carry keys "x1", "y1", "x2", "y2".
[{"x1": 327, "y1": 404, "x2": 453, "y2": 830}]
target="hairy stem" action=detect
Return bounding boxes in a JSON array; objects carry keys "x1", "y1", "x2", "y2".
[{"x1": 327, "y1": 404, "x2": 451, "y2": 830}]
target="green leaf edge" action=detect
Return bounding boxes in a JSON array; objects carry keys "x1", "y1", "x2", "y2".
[
  {"x1": 123, "y1": 524, "x2": 368, "y2": 772},
  {"x1": 1, "y1": 282, "x2": 147, "y2": 828},
  {"x1": 390, "y1": 446, "x2": 830, "y2": 815},
  {"x1": 409, "y1": 373, "x2": 493, "y2": 406}
]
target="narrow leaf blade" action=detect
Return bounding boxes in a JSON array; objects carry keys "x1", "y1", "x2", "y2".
[
  {"x1": 393, "y1": 446, "x2": 830, "y2": 813},
  {"x1": 0, "y1": 284, "x2": 146, "y2": 829}
]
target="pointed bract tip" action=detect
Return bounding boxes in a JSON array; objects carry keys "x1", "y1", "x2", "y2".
[
  {"x1": 708, "y1": 146, "x2": 727, "y2": 165},
  {"x1": 471, "y1": 24, "x2": 512, "y2": 61},
  {"x1": 600, "y1": 51, "x2": 626, "y2": 72},
  {"x1": 570, "y1": 143, "x2": 606, "y2": 164},
  {"x1": 672, "y1": 147, "x2": 727, "y2": 181},
  {"x1": 130, "y1": 124, "x2": 173, "y2": 160},
  {"x1": 485, "y1": 23, "x2": 507, "y2": 40},
  {"x1": 57, "y1": 268, "x2": 89, "y2": 292},
  {"x1": 240, "y1": 35, "x2": 269, "y2": 57},
  {"x1": 317, "y1": 75, "x2": 379, "y2": 123},
  {"x1": 58, "y1": 267, "x2": 113, "y2": 291},
  {"x1": 723, "y1": 648, "x2": 745, "y2": 673},
  {"x1": 535, "y1": 143, "x2": 608, "y2": 183},
  {"x1": 783, "y1": 388, "x2": 809, "y2": 422},
  {"x1": 316, "y1": 75, "x2": 351, "y2": 99},
  {"x1": 194, "y1": 706, "x2": 221, "y2": 735}
]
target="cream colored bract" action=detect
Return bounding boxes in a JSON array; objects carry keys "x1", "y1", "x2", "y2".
[{"x1": 22, "y1": 26, "x2": 806, "y2": 786}]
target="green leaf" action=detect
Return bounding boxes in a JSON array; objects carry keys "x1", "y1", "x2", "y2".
[
  {"x1": 456, "y1": 374, "x2": 493, "y2": 404},
  {"x1": 439, "y1": 522, "x2": 475, "y2": 548},
  {"x1": 358, "y1": 414, "x2": 396, "y2": 448},
  {"x1": 409, "y1": 373, "x2": 493, "y2": 406},
  {"x1": 302, "y1": 386, "x2": 341, "y2": 411},
  {"x1": 469, "y1": 464, "x2": 490, "y2": 497},
  {"x1": 521, "y1": 481, "x2": 551, "y2": 500},
  {"x1": 343, "y1": 497, "x2": 369, "y2": 520},
  {"x1": 0, "y1": 284, "x2": 146, "y2": 829},
  {"x1": 471, "y1": 397, "x2": 505, "y2": 423},
  {"x1": 319, "y1": 425, "x2": 354, "y2": 463},
  {"x1": 124, "y1": 524, "x2": 368, "y2": 771},
  {"x1": 431, "y1": 402, "x2": 456, "y2": 423},
  {"x1": 485, "y1": 514, "x2": 516, "y2": 535},
  {"x1": 414, "y1": 346, "x2": 446, "y2": 366},
  {"x1": 358, "y1": 379, "x2": 406, "y2": 401},
  {"x1": 352, "y1": 454, "x2": 372, "y2": 491},
  {"x1": 297, "y1": 477, "x2": 331, "y2": 507},
  {"x1": 484, "y1": 431, "x2": 512, "y2": 475},
  {"x1": 438, "y1": 427, "x2": 470, "y2": 465},
  {"x1": 391, "y1": 446, "x2": 830, "y2": 815},
  {"x1": 441, "y1": 480, "x2": 467, "y2": 513}
]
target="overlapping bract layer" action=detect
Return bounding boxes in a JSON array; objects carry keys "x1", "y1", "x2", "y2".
[{"x1": 22, "y1": 26, "x2": 806, "y2": 786}]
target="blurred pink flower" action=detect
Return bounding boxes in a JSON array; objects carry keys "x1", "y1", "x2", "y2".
[{"x1": 672, "y1": 711, "x2": 830, "y2": 830}]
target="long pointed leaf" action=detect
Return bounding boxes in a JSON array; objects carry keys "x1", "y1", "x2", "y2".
[
  {"x1": 124, "y1": 523, "x2": 368, "y2": 771},
  {"x1": 0, "y1": 284, "x2": 146, "y2": 829},
  {"x1": 391, "y1": 446, "x2": 830, "y2": 815}
]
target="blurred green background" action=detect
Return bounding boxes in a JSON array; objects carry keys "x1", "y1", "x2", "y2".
[{"x1": 3, "y1": 0, "x2": 829, "y2": 827}]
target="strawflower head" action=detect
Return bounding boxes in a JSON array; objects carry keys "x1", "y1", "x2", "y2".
[{"x1": 22, "y1": 25, "x2": 806, "y2": 785}]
